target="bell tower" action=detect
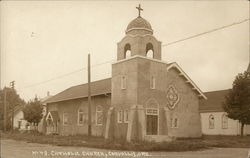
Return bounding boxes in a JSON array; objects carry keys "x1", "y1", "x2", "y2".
[
  {"x1": 108, "y1": 5, "x2": 164, "y2": 141},
  {"x1": 117, "y1": 5, "x2": 162, "y2": 60},
  {"x1": 105, "y1": 5, "x2": 203, "y2": 142}
]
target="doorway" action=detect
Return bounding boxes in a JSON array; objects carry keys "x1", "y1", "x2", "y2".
[{"x1": 146, "y1": 108, "x2": 158, "y2": 135}]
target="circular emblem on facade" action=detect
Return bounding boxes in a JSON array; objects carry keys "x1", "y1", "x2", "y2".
[{"x1": 166, "y1": 86, "x2": 179, "y2": 110}]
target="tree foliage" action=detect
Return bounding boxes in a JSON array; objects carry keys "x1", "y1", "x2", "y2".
[
  {"x1": 223, "y1": 71, "x2": 250, "y2": 135},
  {"x1": 23, "y1": 98, "x2": 43, "y2": 125},
  {"x1": 0, "y1": 87, "x2": 25, "y2": 130}
]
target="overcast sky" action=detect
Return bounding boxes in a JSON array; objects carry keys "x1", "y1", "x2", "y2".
[{"x1": 0, "y1": 1, "x2": 249, "y2": 101}]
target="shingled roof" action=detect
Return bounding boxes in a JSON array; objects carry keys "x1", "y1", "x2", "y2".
[
  {"x1": 199, "y1": 89, "x2": 230, "y2": 112},
  {"x1": 46, "y1": 78, "x2": 111, "y2": 104}
]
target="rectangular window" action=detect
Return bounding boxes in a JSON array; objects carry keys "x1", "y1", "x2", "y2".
[
  {"x1": 63, "y1": 112, "x2": 68, "y2": 126},
  {"x1": 171, "y1": 117, "x2": 178, "y2": 128},
  {"x1": 124, "y1": 110, "x2": 129, "y2": 123},
  {"x1": 78, "y1": 109, "x2": 88, "y2": 125},
  {"x1": 121, "y1": 76, "x2": 126, "y2": 89},
  {"x1": 146, "y1": 108, "x2": 158, "y2": 115},
  {"x1": 117, "y1": 110, "x2": 123, "y2": 123},
  {"x1": 150, "y1": 76, "x2": 156, "y2": 89},
  {"x1": 174, "y1": 118, "x2": 178, "y2": 128}
]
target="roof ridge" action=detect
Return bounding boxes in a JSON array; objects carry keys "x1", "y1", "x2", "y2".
[
  {"x1": 69, "y1": 77, "x2": 111, "y2": 89},
  {"x1": 46, "y1": 78, "x2": 111, "y2": 104},
  {"x1": 204, "y1": 89, "x2": 231, "y2": 93}
]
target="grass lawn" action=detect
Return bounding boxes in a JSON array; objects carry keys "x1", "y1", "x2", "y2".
[
  {"x1": 1, "y1": 132, "x2": 250, "y2": 152},
  {"x1": 201, "y1": 135, "x2": 250, "y2": 148}
]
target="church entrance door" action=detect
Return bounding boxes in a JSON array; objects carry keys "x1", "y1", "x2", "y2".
[{"x1": 146, "y1": 108, "x2": 158, "y2": 135}]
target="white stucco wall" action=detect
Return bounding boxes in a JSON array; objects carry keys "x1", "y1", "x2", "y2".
[
  {"x1": 200, "y1": 112, "x2": 250, "y2": 135},
  {"x1": 13, "y1": 111, "x2": 27, "y2": 130}
]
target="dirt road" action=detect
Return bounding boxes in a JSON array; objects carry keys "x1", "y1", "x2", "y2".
[{"x1": 1, "y1": 139, "x2": 249, "y2": 158}]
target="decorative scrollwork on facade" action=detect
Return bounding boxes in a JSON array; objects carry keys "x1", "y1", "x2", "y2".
[{"x1": 166, "y1": 86, "x2": 179, "y2": 109}]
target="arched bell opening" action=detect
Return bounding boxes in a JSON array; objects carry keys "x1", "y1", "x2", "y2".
[
  {"x1": 124, "y1": 43, "x2": 132, "y2": 59},
  {"x1": 146, "y1": 43, "x2": 154, "y2": 58}
]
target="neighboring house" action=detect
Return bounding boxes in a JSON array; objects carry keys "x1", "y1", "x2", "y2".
[
  {"x1": 200, "y1": 90, "x2": 250, "y2": 136},
  {"x1": 200, "y1": 63, "x2": 250, "y2": 136},
  {"x1": 45, "y1": 9, "x2": 207, "y2": 142},
  {"x1": 13, "y1": 106, "x2": 28, "y2": 130}
]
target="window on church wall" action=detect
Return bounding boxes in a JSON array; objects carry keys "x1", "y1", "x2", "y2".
[
  {"x1": 78, "y1": 109, "x2": 84, "y2": 125},
  {"x1": 124, "y1": 44, "x2": 131, "y2": 59},
  {"x1": 222, "y1": 114, "x2": 228, "y2": 129},
  {"x1": 63, "y1": 112, "x2": 68, "y2": 126},
  {"x1": 78, "y1": 109, "x2": 88, "y2": 125},
  {"x1": 96, "y1": 105, "x2": 103, "y2": 125},
  {"x1": 124, "y1": 110, "x2": 129, "y2": 123},
  {"x1": 171, "y1": 117, "x2": 178, "y2": 128},
  {"x1": 150, "y1": 76, "x2": 156, "y2": 89},
  {"x1": 121, "y1": 76, "x2": 127, "y2": 89},
  {"x1": 146, "y1": 108, "x2": 158, "y2": 115},
  {"x1": 117, "y1": 110, "x2": 123, "y2": 123},
  {"x1": 209, "y1": 114, "x2": 215, "y2": 129},
  {"x1": 146, "y1": 43, "x2": 154, "y2": 58}
]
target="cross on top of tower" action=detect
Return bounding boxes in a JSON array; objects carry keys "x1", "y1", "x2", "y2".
[{"x1": 136, "y1": 4, "x2": 143, "y2": 17}]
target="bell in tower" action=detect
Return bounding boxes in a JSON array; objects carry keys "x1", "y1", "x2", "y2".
[{"x1": 117, "y1": 4, "x2": 162, "y2": 61}]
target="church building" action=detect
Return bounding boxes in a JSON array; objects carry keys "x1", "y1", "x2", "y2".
[{"x1": 45, "y1": 5, "x2": 207, "y2": 142}]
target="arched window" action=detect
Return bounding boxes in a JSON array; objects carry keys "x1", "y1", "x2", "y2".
[
  {"x1": 124, "y1": 44, "x2": 131, "y2": 59},
  {"x1": 222, "y1": 114, "x2": 228, "y2": 129},
  {"x1": 150, "y1": 76, "x2": 156, "y2": 89},
  {"x1": 146, "y1": 43, "x2": 154, "y2": 58},
  {"x1": 96, "y1": 105, "x2": 103, "y2": 125},
  {"x1": 121, "y1": 76, "x2": 126, "y2": 89},
  {"x1": 209, "y1": 114, "x2": 215, "y2": 129}
]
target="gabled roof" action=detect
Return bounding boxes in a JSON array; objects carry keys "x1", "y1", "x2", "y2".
[
  {"x1": 46, "y1": 78, "x2": 111, "y2": 104},
  {"x1": 167, "y1": 62, "x2": 207, "y2": 99},
  {"x1": 40, "y1": 95, "x2": 53, "y2": 104},
  {"x1": 13, "y1": 105, "x2": 23, "y2": 113},
  {"x1": 199, "y1": 89, "x2": 230, "y2": 112}
]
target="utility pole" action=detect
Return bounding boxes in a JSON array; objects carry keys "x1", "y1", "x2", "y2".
[
  {"x1": 10, "y1": 81, "x2": 15, "y2": 131},
  {"x1": 88, "y1": 54, "x2": 92, "y2": 136},
  {"x1": 3, "y1": 87, "x2": 7, "y2": 132}
]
